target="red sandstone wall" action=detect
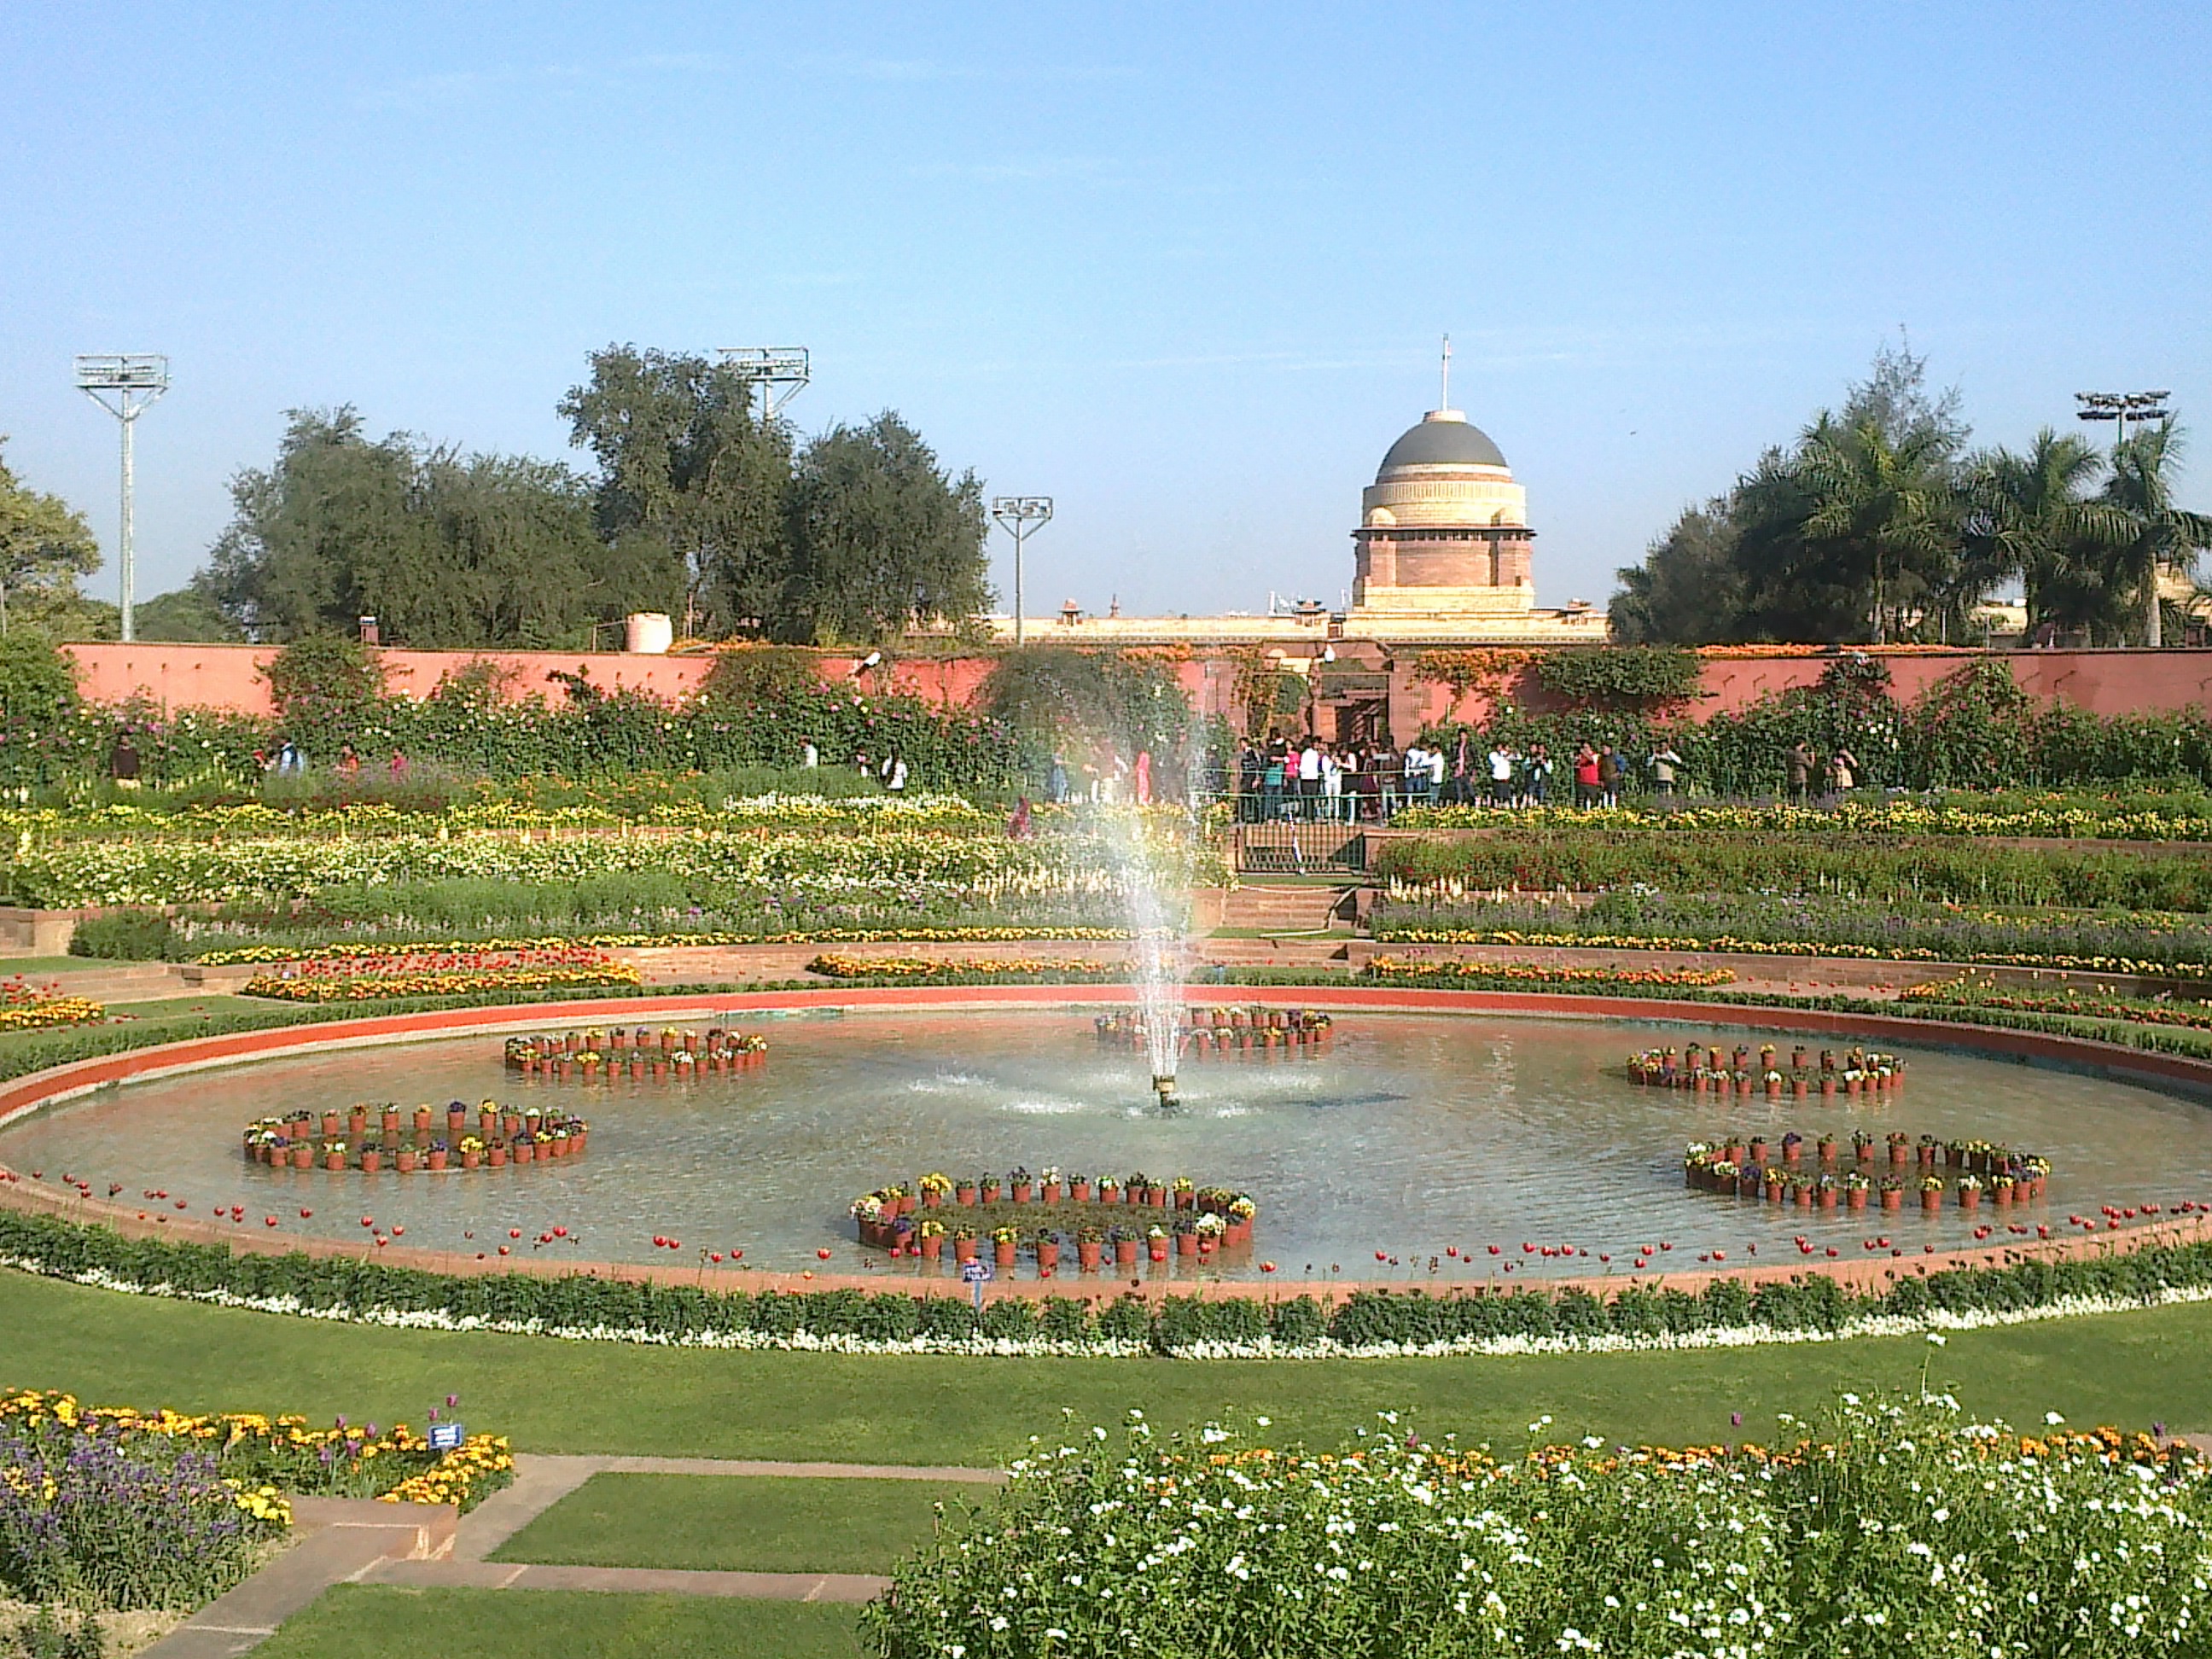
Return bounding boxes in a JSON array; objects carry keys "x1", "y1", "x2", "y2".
[{"x1": 60, "y1": 640, "x2": 2212, "y2": 727}]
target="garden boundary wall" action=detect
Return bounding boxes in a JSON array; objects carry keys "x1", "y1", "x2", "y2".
[
  {"x1": 61, "y1": 641, "x2": 2212, "y2": 739},
  {"x1": 2, "y1": 984, "x2": 2209, "y2": 1307}
]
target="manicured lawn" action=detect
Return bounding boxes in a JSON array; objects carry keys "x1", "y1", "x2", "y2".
[
  {"x1": 5, "y1": 1271, "x2": 2211, "y2": 1463},
  {"x1": 253, "y1": 1586, "x2": 864, "y2": 1659},
  {"x1": 492, "y1": 1474, "x2": 984, "y2": 1574}
]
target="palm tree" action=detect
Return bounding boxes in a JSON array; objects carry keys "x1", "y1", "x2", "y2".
[
  {"x1": 2102, "y1": 422, "x2": 2212, "y2": 648},
  {"x1": 1790, "y1": 416, "x2": 1959, "y2": 642},
  {"x1": 1958, "y1": 429, "x2": 2129, "y2": 641}
]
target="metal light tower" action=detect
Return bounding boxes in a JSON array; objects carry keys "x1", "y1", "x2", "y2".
[
  {"x1": 716, "y1": 347, "x2": 811, "y2": 423},
  {"x1": 2077, "y1": 389, "x2": 2175, "y2": 646},
  {"x1": 990, "y1": 497, "x2": 1053, "y2": 646},
  {"x1": 74, "y1": 353, "x2": 170, "y2": 643}
]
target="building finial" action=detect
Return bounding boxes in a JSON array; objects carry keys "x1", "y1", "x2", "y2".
[{"x1": 1440, "y1": 333, "x2": 1452, "y2": 411}]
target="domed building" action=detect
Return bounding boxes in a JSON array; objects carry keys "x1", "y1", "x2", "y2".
[{"x1": 1352, "y1": 405, "x2": 1534, "y2": 615}]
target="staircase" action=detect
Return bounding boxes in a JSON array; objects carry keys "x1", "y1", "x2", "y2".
[{"x1": 1217, "y1": 883, "x2": 1360, "y2": 934}]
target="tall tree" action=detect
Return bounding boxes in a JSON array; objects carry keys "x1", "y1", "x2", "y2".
[
  {"x1": 783, "y1": 413, "x2": 992, "y2": 644},
  {"x1": 1958, "y1": 430, "x2": 2128, "y2": 642},
  {"x1": 2100, "y1": 422, "x2": 2212, "y2": 648},
  {"x1": 0, "y1": 437, "x2": 102, "y2": 634},
  {"x1": 1776, "y1": 414, "x2": 1963, "y2": 642},
  {"x1": 558, "y1": 346, "x2": 789, "y2": 635},
  {"x1": 201, "y1": 408, "x2": 656, "y2": 646},
  {"x1": 1609, "y1": 502, "x2": 1746, "y2": 644}
]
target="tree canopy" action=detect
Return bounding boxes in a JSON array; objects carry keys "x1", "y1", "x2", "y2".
[
  {"x1": 1610, "y1": 342, "x2": 2212, "y2": 646},
  {"x1": 184, "y1": 348, "x2": 994, "y2": 649},
  {"x1": 0, "y1": 438, "x2": 106, "y2": 637}
]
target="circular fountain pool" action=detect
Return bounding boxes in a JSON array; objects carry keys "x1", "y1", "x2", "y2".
[{"x1": 5, "y1": 1008, "x2": 2208, "y2": 1281}]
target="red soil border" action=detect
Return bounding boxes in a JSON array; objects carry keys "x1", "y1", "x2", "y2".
[{"x1": 3, "y1": 984, "x2": 2209, "y2": 1310}]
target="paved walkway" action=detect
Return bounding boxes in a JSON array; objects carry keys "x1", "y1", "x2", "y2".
[{"x1": 139, "y1": 1455, "x2": 1001, "y2": 1655}]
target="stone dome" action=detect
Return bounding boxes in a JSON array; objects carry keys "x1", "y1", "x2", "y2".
[{"x1": 1377, "y1": 410, "x2": 1508, "y2": 476}]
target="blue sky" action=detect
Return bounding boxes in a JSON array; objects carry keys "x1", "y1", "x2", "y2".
[{"x1": 3, "y1": 2, "x2": 2208, "y2": 619}]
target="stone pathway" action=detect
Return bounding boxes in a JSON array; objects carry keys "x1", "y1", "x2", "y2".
[{"x1": 139, "y1": 1456, "x2": 1001, "y2": 1655}]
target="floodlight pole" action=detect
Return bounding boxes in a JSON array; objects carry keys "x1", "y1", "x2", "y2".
[
  {"x1": 2076, "y1": 389, "x2": 2174, "y2": 646},
  {"x1": 990, "y1": 497, "x2": 1053, "y2": 647},
  {"x1": 73, "y1": 354, "x2": 171, "y2": 643},
  {"x1": 717, "y1": 347, "x2": 812, "y2": 424}
]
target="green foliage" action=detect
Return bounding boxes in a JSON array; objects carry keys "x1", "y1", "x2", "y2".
[
  {"x1": 1533, "y1": 645, "x2": 1701, "y2": 709},
  {"x1": 982, "y1": 648, "x2": 1192, "y2": 766},
  {"x1": 1607, "y1": 503, "x2": 1746, "y2": 645},
  {"x1": 0, "y1": 439, "x2": 101, "y2": 632},
  {"x1": 783, "y1": 415, "x2": 992, "y2": 644},
  {"x1": 3, "y1": 1604, "x2": 105, "y2": 1659},
  {"x1": 67, "y1": 909, "x2": 178, "y2": 961},
  {"x1": 128, "y1": 585, "x2": 242, "y2": 643},
  {"x1": 0, "y1": 630, "x2": 88, "y2": 789},
  {"x1": 197, "y1": 407, "x2": 668, "y2": 647}
]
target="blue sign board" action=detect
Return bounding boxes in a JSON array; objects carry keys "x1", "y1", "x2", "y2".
[{"x1": 428, "y1": 1422, "x2": 465, "y2": 1451}]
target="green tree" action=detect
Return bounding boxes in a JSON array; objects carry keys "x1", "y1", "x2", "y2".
[
  {"x1": 1958, "y1": 430, "x2": 2128, "y2": 642},
  {"x1": 131, "y1": 584, "x2": 245, "y2": 643},
  {"x1": 201, "y1": 408, "x2": 649, "y2": 647},
  {"x1": 1608, "y1": 503, "x2": 1746, "y2": 643},
  {"x1": 2100, "y1": 422, "x2": 2212, "y2": 648},
  {"x1": 0, "y1": 438, "x2": 102, "y2": 634},
  {"x1": 559, "y1": 346, "x2": 786, "y2": 636},
  {"x1": 784, "y1": 414, "x2": 991, "y2": 644}
]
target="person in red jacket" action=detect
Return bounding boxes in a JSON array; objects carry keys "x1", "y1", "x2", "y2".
[{"x1": 1573, "y1": 743, "x2": 1602, "y2": 808}]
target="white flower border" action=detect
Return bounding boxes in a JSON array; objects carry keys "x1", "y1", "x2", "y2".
[{"x1": 9, "y1": 1254, "x2": 2212, "y2": 1359}]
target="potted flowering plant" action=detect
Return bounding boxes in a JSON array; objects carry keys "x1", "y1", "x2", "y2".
[
  {"x1": 1039, "y1": 1167, "x2": 1063, "y2": 1205},
  {"x1": 954, "y1": 1176, "x2": 978, "y2": 1207},
  {"x1": 1781, "y1": 1132, "x2": 1804, "y2": 1165},
  {"x1": 1889, "y1": 1132, "x2": 1911, "y2": 1167},
  {"x1": 323, "y1": 1139, "x2": 348, "y2": 1172},
  {"x1": 1173, "y1": 1177, "x2": 1196, "y2": 1210},
  {"x1": 1852, "y1": 1130, "x2": 1874, "y2": 1162},
  {"x1": 952, "y1": 1225, "x2": 979, "y2": 1262},
  {"x1": 1173, "y1": 1219, "x2": 1199, "y2": 1256},
  {"x1": 1956, "y1": 1174, "x2": 1983, "y2": 1210},
  {"x1": 428, "y1": 1141, "x2": 450, "y2": 1173},
  {"x1": 918, "y1": 1173, "x2": 952, "y2": 1207},
  {"x1": 460, "y1": 1135, "x2": 484, "y2": 1171},
  {"x1": 1033, "y1": 1230, "x2": 1060, "y2": 1272},
  {"x1": 1990, "y1": 1173, "x2": 2015, "y2": 1207},
  {"x1": 1843, "y1": 1172, "x2": 1870, "y2": 1210},
  {"x1": 1076, "y1": 1225, "x2": 1104, "y2": 1272},
  {"x1": 1009, "y1": 1167, "x2": 1033, "y2": 1205},
  {"x1": 1920, "y1": 1175, "x2": 1947, "y2": 1211},
  {"x1": 1880, "y1": 1175, "x2": 1904, "y2": 1211},
  {"x1": 918, "y1": 1219, "x2": 946, "y2": 1260},
  {"x1": 1146, "y1": 1225, "x2": 1168, "y2": 1262},
  {"x1": 396, "y1": 1145, "x2": 419, "y2": 1174},
  {"x1": 980, "y1": 1174, "x2": 1004, "y2": 1205},
  {"x1": 1112, "y1": 1226, "x2": 1139, "y2": 1267},
  {"x1": 1068, "y1": 1172, "x2": 1092, "y2": 1202},
  {"x1": 1815, "y1": 1134, "x2": 1837, "y2": 1164},
  {"x1": 488, "y1": 1139, "x2": 508, "y2": 1167},
  {"x1": 992, "y1": 1225, "x2": 1019, "y2": 1268},
  {"x1": 359, "y1": 1140, "x2": 382, "y2": 1173},
  {"x1": 1097, "y1": 1176, "x2": 1121, "y2": 1204}
]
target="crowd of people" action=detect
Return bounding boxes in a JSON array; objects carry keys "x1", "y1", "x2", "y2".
[{"x1": 1225, "y1": 733, "x2": 1693, "y2": 820}]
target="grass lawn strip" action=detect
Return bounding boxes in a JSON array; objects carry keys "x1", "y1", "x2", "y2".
[
  {"x1": 489, "y1": 1474, "x2": 984, "y2": 1575},
  {"x1": 5, "y1": 1270, "x2": 2209, "y2": 1466},
  {"x1": 249, "y1": 1586, "x2": 864, "y2": 1659}
]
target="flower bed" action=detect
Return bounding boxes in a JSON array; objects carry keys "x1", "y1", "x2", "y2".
[
  {"x1": 242, "y1": 947, "x2": 643, "y2": 1002},
  {"x1": 1904, "y1": 976, "x2": 2212, "y2": 1028},
  {"x1": 501, "y1": 1025, "x2": 766, "y2": 1080},
  {"x1": 853, "y1": 1168, "x2": 1257, "y2": 1269},
  {"x1": 1627, "y1": 1039, "x2": 1906, "y2": 1096},
  {"x1": 241, "y1": 1100, "x2": 587, "y2": 1172},
  {"x1": 195, "y1": 925, "x2": 1138, "y2": 966},
  {"x1": 806, "y1": 953, "x2": 1124, "y2": 982},
  {"x1": 1095, "y1": 1005, "x2": 1334, "y2": 1052},
  {"x1": 867, "y1": 1394, "x2": 2212, "y2": 1657},
  {"x1": 13, "y1": 1207, "x2": 2212, "y2": 1356},
  {"x1": 0, "y1": 975, "x2": 104, "y2": 1033},
  {"x1": 1366, "y1": 958, "x2": 1738, "y2": 990},
  {"x1": 0, "y1": 1389, "x2": 510, "y2": 1521}
]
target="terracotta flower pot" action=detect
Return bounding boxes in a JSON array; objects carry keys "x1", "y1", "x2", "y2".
[
  {"x1": 1037, "y1": 1241, "x2": 1060, "y2": 1271},
  {"x1": 922, "y1": 1190, "x2": 942, "y2": 1208},
  {"x1": 551, "y1": 1134, "x2": 570, "y2": 1158},
  {"x1": 1115, "y1": 1239, "x2": 1139, "y2": 1266},
  {"x1": 1848, "y1": 1188, "x2": 1868, "y2": 1210},
  {"x1": 1818, "y1": 1141, "x2": 1836, "y2": 1164},
  {"x1": 1881, "y1": 1189, "x2": 1902, "y2": 1210},
  {"x1": 325, "y1": 1150, "x2": 346, "y2": 1172},
  {"x1": 1792, "y1": 1079, "x2": 1807, "y2": 1098},
  {"x1": 955, "y1": 1237, "x2": 978, "y2": 1262},
  {"x1": 1078, "y1": 1241, "x2": 1103, "y2": 1271},
  {"x1": 513, "y1": 1140, "x2": 533, "y2": 1165},
  {"x1": 428, "y1": 1150, "x2": 448, "y2": 1172},
  {"x1": 413, "y1": 1111, "x2": 433, "y2": 1136},
  {"x1": 1820, "y1": 1079, "x2": 1837, "y2": 1097},
  {"x1": 1071, "y1": 1182, "x2": 1092, "y2": 1202},
  {"x1": 348, "y1": 1109, "x2": 368, "y2": 1138},
  {"x1": 1959, "y1": 1188, "x2": 1980, "y2": 1210},
  {"x1": 652, "y1": 1062, "x2": 667, "y2": 1080},
  {"x1": 360, "y1": 1150, "x2": 381, "y2": 1173},
  {"x1": 1042, "y1": 1183, "x2": 1062, "y2": 1204},
  {"x1": 397, "y1": 1150, "x2": 417, "y2": 1173},
  {"x1": 1175, "y1": 1231, "x2": 1198, "y2": 1255},
  {"x1": 488, "y1": 1145, "x2": 508, "y2": 1167},
  {"x1": 1149, "y1": 1190, "x2": 1168, "y2": 1208},
  {"x1": 994, "y1": 1241, "x2": 1017, "y2": 1267},
  {"x1": 1011, "y1": 1184, "x2": 1033, "y2": 1205},
  {"x1": 447, "y1": 1112, "x2": 468, "y2": 1142},
  {"x1": 381, "y1": 1111, "x2": 400, "y2": 1139},
  {"x1": 922, "y1": 1234, "x2": 944, "y2": 1260},
  {"x1": 503, "y1": 1114, "x2": 523, "y2": 1140},
  {"x1": 1819, "y1": 1190, "x2": 1837, "y2": 1210},
  {"x1": 955, "y1": 1187, "x2": 976, "y2": 1207},
  {"x1": 462, "y1": 1149, "x2": 480, "y2": 1170},
  {"x1": 1922, "y1": 1190, "x2": 1941, "y2": 1212}
]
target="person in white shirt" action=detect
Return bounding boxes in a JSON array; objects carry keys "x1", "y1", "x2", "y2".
[
  {"x1": 1321, "y1": 746, "x2": 1343, "y2": 819},
  {"x1": 1487, "y1": 745, "x2": 1516, "y2": 806},
  {"x1": 1426, "y1": 744, "x2": 1447, "y2": 796},
  {"x1": 1297, "y1": 739, "x2": 1324, "y2": 820},
  {"x1": 800, "y1": 739, "x2": 819, "y2": 769},
  {"x1": 1401, "y1": 743, "x2": 1428, "y2": 807},
  {"x1": 884, "y1": 751, "x2": 909, "y2": 792}
]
